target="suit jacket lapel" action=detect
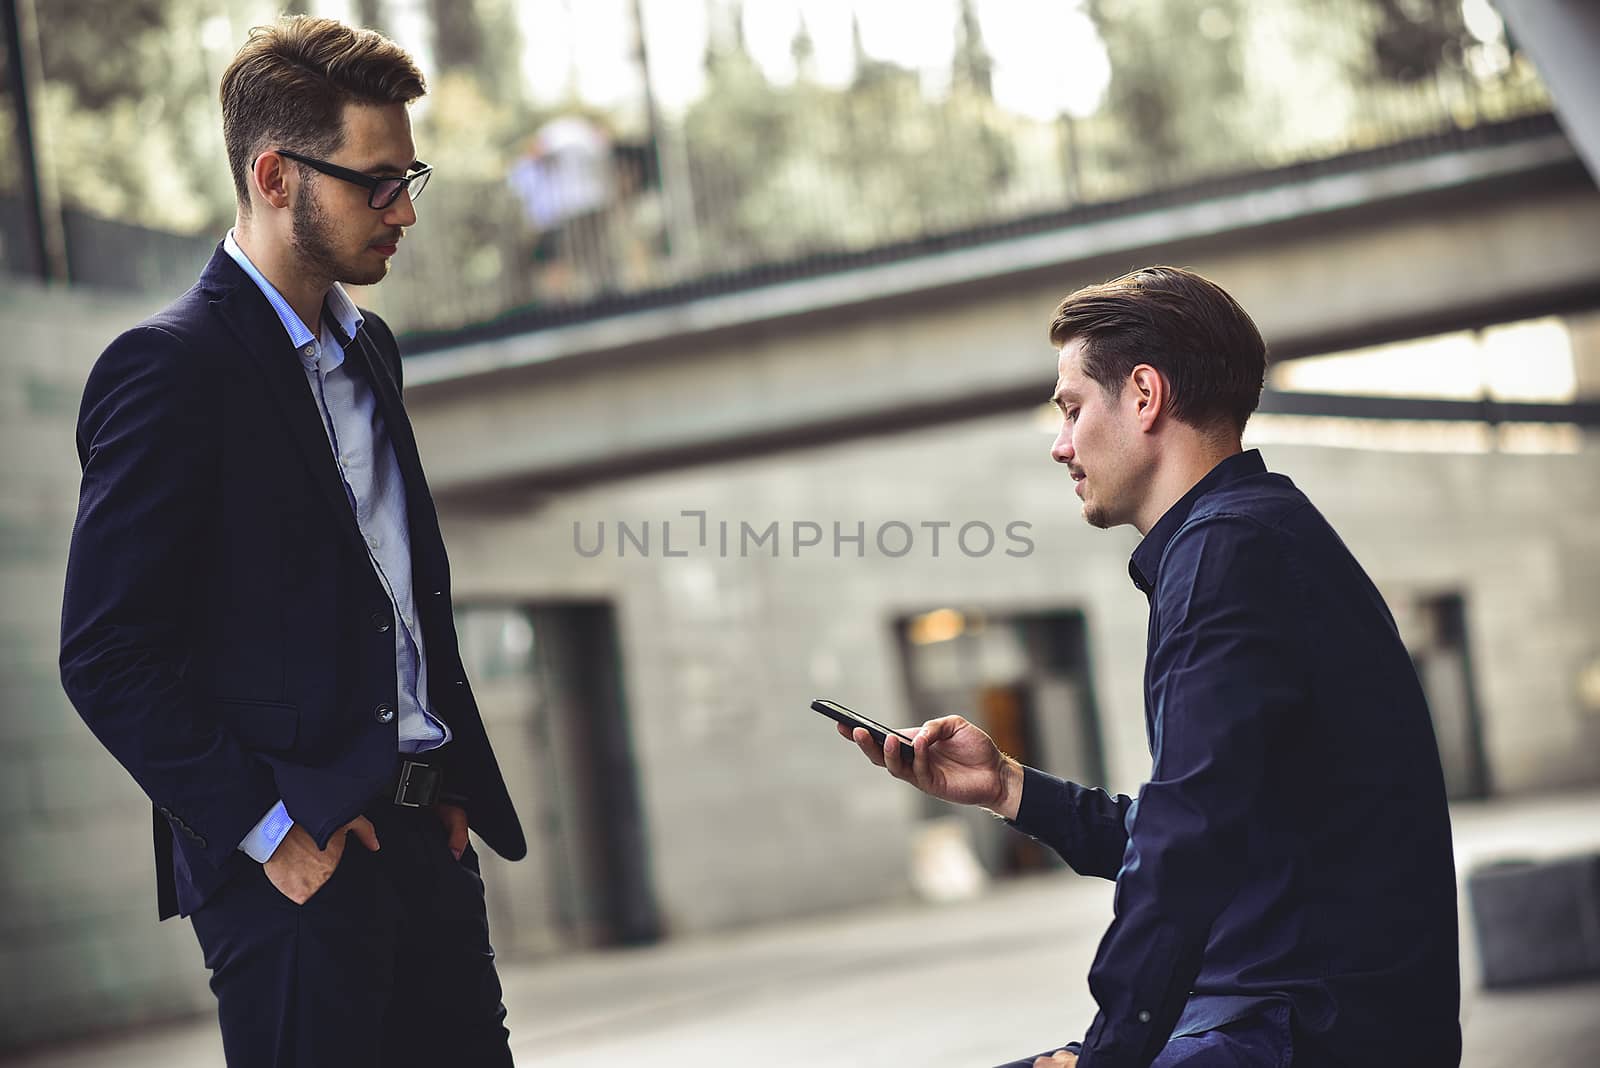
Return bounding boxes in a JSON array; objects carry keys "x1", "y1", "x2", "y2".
[
  {"x1": 345, "y1": 322, "x2": 444, "y2": 555},
  {"x1": 347, "y1": 327, "x2": 425, "y2": 494},
  {"x1": 201, "y1": 250, "x2": 371, "y2": 562}
]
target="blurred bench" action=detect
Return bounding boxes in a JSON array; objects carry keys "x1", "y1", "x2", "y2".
[{"x1": 1468, "y1": 852, "x2": 1600, "y2": 988}]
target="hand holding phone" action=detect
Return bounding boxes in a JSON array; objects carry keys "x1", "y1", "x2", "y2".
[
  {"x1": 811, "y1": 698, "x2": 918, "y2": 765},
  {"x1": 817, "y1": 699, "x2": 1023, "y2": 817}
]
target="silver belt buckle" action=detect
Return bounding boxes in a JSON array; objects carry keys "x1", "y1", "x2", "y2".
[{"x1": 393, "y1": 759, "x2": 442, "y2": 807}]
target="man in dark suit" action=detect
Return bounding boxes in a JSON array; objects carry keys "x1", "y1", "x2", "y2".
[{"x1": 59, "y1": 17, "x2": 525, "y2": 1066}]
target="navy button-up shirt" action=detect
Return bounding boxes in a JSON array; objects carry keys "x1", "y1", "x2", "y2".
[{"x1": 1012, "y1": 450, "x2": 1461, "y2": 1067}]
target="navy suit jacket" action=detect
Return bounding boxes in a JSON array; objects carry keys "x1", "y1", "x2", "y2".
[{"x1": 61, "y1": 246, "x2": 526, "y2": 919}]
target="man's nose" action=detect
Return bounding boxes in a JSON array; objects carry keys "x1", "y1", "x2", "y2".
[
  {"x1": 1051, "y1": 430, "x2": 1074, "y2": 464},
  {"x1": 386, "y1": 190, "x2": 418, "y2": 227}
]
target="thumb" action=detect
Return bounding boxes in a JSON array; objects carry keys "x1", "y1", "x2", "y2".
[
  {"x1": 919, "y1": 715, "x2": 967, "y2": 745},
  {"x1": 346, "y1": 816, "x2": 381, "y2": 852},
  {"x1": 442, "y1": 807, "x2": 469, "y2": 860}
]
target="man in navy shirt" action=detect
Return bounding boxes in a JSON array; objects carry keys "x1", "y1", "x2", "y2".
[{"x1": 840, "y1": 267, "x2": 1460, "y2": 1067}]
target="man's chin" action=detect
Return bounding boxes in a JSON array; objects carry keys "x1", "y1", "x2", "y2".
[{"x1": 342, "y1": 261, "x2": 390, "y2": 287}]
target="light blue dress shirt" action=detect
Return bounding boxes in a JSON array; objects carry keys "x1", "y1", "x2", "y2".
[{"x1": 224, "y1": 232, "x2": 450, "y2": 864}]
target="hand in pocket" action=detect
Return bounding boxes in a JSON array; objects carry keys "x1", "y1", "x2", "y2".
[{"x1": 263, "y1": 817, "x2": 380, "y2": 904}]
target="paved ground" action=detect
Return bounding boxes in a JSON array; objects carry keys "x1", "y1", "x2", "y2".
[{"x1": 8, "y1": 790, "x2": 1600, "y2": 1067}]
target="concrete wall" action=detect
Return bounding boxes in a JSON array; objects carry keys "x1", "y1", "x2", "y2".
[{"x1": 0, "y1": 281, "x2": 214, "y2": 1048}]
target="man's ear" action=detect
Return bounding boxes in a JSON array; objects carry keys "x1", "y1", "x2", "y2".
[
  {"x1": 1129, "y1": 364, "x2": 1167, "y2": 432},
  {"x1": 251, "y1": 151, "x2": 293, "y2": 211}
]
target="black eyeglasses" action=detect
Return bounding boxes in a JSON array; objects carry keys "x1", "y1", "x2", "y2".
[{"x1": 275, "y1": 149, "x2": 432, "y2": 209}]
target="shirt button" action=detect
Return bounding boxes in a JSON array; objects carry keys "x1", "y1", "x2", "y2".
[
  {"x1": 370, "y1": 611, "x2": 392, "y2": 633},
  {"x1": 303, "y1": 345, "x2": 315, "y2": 357},
  {"x1": 375, "y1": 704, "x2": 396, "y2": 724},
  {"x1": 1137, "y1": 1010, "x2": 1152, "y2": 1023}
]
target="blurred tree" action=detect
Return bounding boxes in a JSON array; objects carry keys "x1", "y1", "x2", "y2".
[
  {"x1": 428, "y1": 0, "x2": 485, "y2": 73},
  {"x1": 0, "y1": 15, "x2": 17, "y2": 194},
  {"x1": 1085, "y1": 0, "x2": 1251, "y2": 181},
  {"x1": 680, "y1": 1, "x2": 1015, "y2": 267},
  {"x1": 952, "y1": 0, "x2": 993, "y2": 100},
  {"x1": 31, "y1": 0, "x2": 231, "y2": 231},
  {"x1": 426, "y1": 0, "x2": 523, "y2": 109},
  {"x1": 847, "y1": 11, "x2": 898, "y2": 91},
  {"x1": 1368, "y1": 0, "x2": 1471, "y2": 83},
  {"x1": 355, "y1": 0, "x2": 388, "y2": 35},
  {"x1": 683, "y1": 1, "x2": 788, "y2": 264},
  {"x1": 790, "y1": 12, "x2": 815, "y2": 82},
  {"x1": 35, "y1": 0, "x2": 167, "y2": 111}
]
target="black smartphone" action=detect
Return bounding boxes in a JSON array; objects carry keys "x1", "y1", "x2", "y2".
[{"x1": 812, "y1": 698, "x2": 917, "y2": 764}]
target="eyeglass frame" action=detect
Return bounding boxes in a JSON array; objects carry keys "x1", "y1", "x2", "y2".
[{"x1": 272, "y1": 149, "x2": 432, "y2": 209}]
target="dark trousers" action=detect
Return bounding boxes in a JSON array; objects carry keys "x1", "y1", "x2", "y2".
[
  {"x1": 189, "y1": 801, "x2": 513, "y2": 1068},
  {"x1": 995, "y1": 1002, "x2": 1294, "y2": 1068}
]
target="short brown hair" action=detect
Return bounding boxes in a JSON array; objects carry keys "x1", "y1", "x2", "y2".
[
  {"x1": 220, "y1": 16, "x2": 426, "y2": 210},
  {"x1": 1048, "y1": 266, "x2": 1267, "y2": 434}
]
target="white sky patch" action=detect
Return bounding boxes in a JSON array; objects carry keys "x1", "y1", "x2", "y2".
[
  {"x1": 789, "y1": 0, "x2": 872, "y2": 88},
  {"x1": 644, "y1": 0, "x2": 712, "y2": 111},
  {"x1": 741, "y1": 0, "x2": 806, "y2": 86},
  {"x1": 498, "y1": 0, "x2": 1109, "y2": 122},
  {"x1": 852, "y1": 0, "x2": 959, "y2": 74},
  {"x1": 1478, "y1": 318, "x2": 1577, "y2": 402},
  {"x1": 1273, "y1": 318, "x2": 1577, "y2": 405},
  {"x1": 518, "y1": 0, "x2": 581, "y2": 103},
  {"x1": 1461, "y1": 0, "x2": 1506, "y2": 44},
  {"x1": 980, "y1": 1, "x2": 1108, "y2": 119}
]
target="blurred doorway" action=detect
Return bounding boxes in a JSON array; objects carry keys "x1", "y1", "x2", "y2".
[
  {"x1": 895, "y1": 608, "x2": 1106, "y2": 877},
  {"x1": 1397, "y1": 592, "x2": 1491, "y2": 800},
  {"x1": 454, "y1": 602, "x2": 660, "y2": 956}
]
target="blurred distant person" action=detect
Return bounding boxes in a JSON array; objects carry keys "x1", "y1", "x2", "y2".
[
  {"x1": 840, "y1": 267, "x2": 1460, "y2": 1068},
  {"x1": 507, "y1": 114, "x2": 620, "y2": 298},
  {"x1": 59, "y1": 16, "x2": 525, "y2": 1067}
]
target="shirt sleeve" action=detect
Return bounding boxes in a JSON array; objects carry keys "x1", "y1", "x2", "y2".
[
  {"x1": 239, "y1": 800, "x2": 294, "y2": 863},
  {"x1": 1076, "y1": 516, "x2": 1302, "y2": 1068},
  {"x1": 1007, "y1": 765, "x2": 1134, "y2": 880}
]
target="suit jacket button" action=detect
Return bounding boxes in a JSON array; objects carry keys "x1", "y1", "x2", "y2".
[
  {"x1": 371, "y1": 611, "x2": 392, "y2": 633},
  {"x1": 375, "y1": 703, "x2": 396, "y2": 724}
]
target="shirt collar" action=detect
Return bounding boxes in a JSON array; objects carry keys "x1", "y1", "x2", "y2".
[
  {"x1": 222, "y1": 229, "x2": 365, "y2": 366},
  {"x1": 1128, "y1": 449, "x2": 1267, "y2": 595}
]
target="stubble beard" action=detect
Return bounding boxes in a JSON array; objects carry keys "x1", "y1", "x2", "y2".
[
  {"x1": 291, "y1": 183, "x2": 388, "y2": 289},
  {"x1": 1078, "y1": 470, "x2": 1121, "y2": 530},
  {"x1": 1081, "y1": 494, "x2": 1115, "y2": 530}
]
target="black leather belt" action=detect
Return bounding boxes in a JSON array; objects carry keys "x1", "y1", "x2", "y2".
[{"x1": 392, "y1": 758, "x2": 443, "y2": 808}]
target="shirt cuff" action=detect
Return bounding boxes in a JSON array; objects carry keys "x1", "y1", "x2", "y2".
[
  {"x1": 238, "y1": 800, "x2": 293, "y2": 862},
  {"x1": 1006, "y1": 765, "x2": 1065, "y2": 838}
]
